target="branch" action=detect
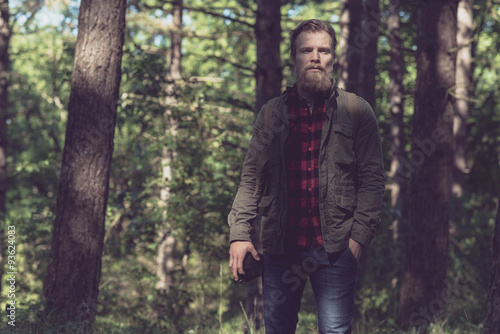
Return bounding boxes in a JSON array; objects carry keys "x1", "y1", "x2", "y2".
[
  {"x1": 221, "y1": 96, "x2": 254, "y2": 112},
  {"x1": 186, "y1": 29, "x2": 253, "y2": 41},
  {"x1": 202, "y1": 55, "x2": 254, "y2": 73},
  {"x1": 142, "y1": 2, "x2": 255, "y2": 28},
  {"x1": 221, "y1": 140, "x2": 248, "y2": 153}
]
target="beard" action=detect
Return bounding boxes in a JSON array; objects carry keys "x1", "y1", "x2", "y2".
[{"x1": 296, "y1": 65, "x2": 333, "y2": 97}]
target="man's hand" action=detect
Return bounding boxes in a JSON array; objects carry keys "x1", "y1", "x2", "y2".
[
  {"x1": 229, "y1": 241, "x2": 260, "y2": 281},
  {"x1": 348, "y1": 238, "x2": 364, "y2": 263}
]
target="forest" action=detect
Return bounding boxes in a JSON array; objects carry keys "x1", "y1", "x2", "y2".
[{"x1": 0, "y1": 0, "x2": 500, "y2": 333}]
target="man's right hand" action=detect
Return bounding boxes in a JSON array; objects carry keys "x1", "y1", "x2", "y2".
[{"x1": 229, "y1": 241, "x2": 260, "y2": 281}]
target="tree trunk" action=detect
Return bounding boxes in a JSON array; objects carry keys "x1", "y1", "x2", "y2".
[
  {"x1": 0, "y1": 0, "x2": 10, "y2": 299},
  {"x1": 484, "y1": 199, "x2": 500, "y2": 333},
  {"x1": 42, "y1": 0, "x2": 126, "y2": 322},
  {"x1": 255, "y1": 0, "x2": 282, "y2": 111},
  {"x1": 338, "y1": 0, "x2": 377, "y2": 106},
  {"x1": 359, "y1": 0, "x2": 379, "y2": 108},
  {"x1": 453, "y1": 0, "x2": 473, "y2": 197},
  {"x1": 337, "y1": 0, "x2": 348, "y2": 89},
  {"x1": 337, "y1": 0, "x2": 363, "y2": 91},
  {"x1": 388, "y1": 0, "x2": 406, "y2": 240},
  {"x1": 249, "y1": 0, "x2": 282, "y2": 328},
  {"x1": 156, "y1": 0, "x2": 183, "y2": 294},
  {"x1": 397, "y1": 0, "x2": 457, "y2": 330}
]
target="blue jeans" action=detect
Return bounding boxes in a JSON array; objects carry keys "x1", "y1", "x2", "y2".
[{"x1": 262, "y1": 245, "x2": 357, "y2": 334}]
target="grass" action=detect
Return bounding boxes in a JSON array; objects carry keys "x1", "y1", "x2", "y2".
[{"x1": 0, "y1": 306, "x2": 484, "y2": 334}]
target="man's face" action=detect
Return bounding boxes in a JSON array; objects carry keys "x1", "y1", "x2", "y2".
[{"x1": 293, "y1": 31, "x2": 335, "y2": 97}]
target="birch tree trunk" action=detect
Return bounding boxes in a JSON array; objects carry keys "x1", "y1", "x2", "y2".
[
  {"x1": 388, "y1": 0, "x2": 406, "y2": 240},
  {"x1": 453, "y1": 0, "x2": 473, "y2": 197},
  {"x1": 156, "y1": 0, "x2": 183, "y2": 295},
  {"x1": 42, "y1": 0, "x2": 126, "y2": 322}
]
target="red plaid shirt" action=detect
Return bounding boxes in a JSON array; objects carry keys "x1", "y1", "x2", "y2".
[{"x1": 285, "y1": 86, "x2": 326, "y2": 248}]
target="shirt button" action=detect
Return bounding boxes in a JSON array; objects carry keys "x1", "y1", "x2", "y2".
[
  {"x1": 308, "y1": 188, "x2": 312, "y2": 192},
  {"x1": 308, "y1": 147, "x2": 312, "y2": 151},
  {"x1": 308, "y1": 126, "x2": 312, "y2": 130},
  {"x1": 308, "y1": 168, "x2": 312, "y2": 171}
]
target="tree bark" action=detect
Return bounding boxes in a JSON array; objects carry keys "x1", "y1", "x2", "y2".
[
  {"x1": 255, "y1": 0, "x2": 282, "y2": 111},
  {"x1": 388, "y1": 0, "x2": 406, "y2": 240},
  {"x1": 42, "y1": 0, "x2": 126, "y2": 322},
  {"x1": 359, "y1": 0, "x2": 379, "y2": 108},
  {"x1": 156, "y1": 0, "x2": 183, "y2": 294},
  {"x1": 397, "y1": 0, "x2": 457, "y2": 330},
  {"x1": 249, "y1": 0, "x2": 282, "y2": 328},
  {"x1": 337, "y1": 0, "x2": 363, "y2": 91},
  {"x1": 0, "y1": 0, "x2": 10, "y2": 300},
  {"x1": 453, "y1": 0, "x2": 473, "y2": 197},
  {"x1": 484, "y1": 199, "x2": 500, "y2": 333},
  {"x1": 338, "y1": 0, "x2": 378, "y2": 107}
]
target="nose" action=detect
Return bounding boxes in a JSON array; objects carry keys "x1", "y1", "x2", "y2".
[{"x1": 311, "y1": 49, "x2": 320, "y2": 63}]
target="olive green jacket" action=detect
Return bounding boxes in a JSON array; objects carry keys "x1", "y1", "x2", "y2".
[{"x1": 228, "y1": 86, "x2": 385, "y2": 255}]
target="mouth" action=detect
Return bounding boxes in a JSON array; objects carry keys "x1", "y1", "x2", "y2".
[{"x1": 307, "y1": 66, "x2": 324, "y2": 72}]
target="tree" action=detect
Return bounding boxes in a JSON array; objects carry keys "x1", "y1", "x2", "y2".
[
  {"x1": 387, "y1": 0, "x2": 407, "y2": 240},
  {"x1": 255, "y1": 0, "x2": 282, "y2": 111},
  {"x1": 4, "y1": 0, "x2": 500, "y2": 331},
  {"x1": 484, "y1": 198, "x2": 500, "y2": 333},
  {"x1": 359, "y1": 0, "x2": 379, "y2": 107},
  {"x1": 247, "y1": 0, "x2": 283, "y2": 328},
  {"x1": 397, "y1": 0, "x2": 457, "y2": 330},
  {"x1": 156, "y1": 0, "x2": 183, "y2": 295},
  {"x1": 42, "y1": 0, "x2": 126, "y2": 322},
  {"x1": 453, "y1": 0, "x2": 473, "y2": 197},
  {"x1": 337, "y1": 0, "x2": 378, "y2": 108},
  {"x1": 0, "y1": 0, "x2": 9, "y2": 298},
  {"x1": 337, "y1": 0, "x2": 363, "y2": 91}
]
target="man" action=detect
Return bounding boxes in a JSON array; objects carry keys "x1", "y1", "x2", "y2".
[{"x1": 228, "y1": 19, "x2": 385, "y2": 333}]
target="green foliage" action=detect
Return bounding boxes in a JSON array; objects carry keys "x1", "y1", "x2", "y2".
[{"x1": 3, "y1": 0, "x2": 500, "y2": 333}]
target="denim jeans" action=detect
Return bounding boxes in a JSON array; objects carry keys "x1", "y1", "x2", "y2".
[{"x1": 262, "y1": 245, "x2": 357, "y2": 334}]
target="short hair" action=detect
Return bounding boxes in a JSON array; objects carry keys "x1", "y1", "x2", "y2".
[{"x1": 289, "y1": 19, "x2": 337, "y2": 61}]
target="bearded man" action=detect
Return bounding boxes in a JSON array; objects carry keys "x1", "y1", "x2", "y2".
[{"x1": 228, "y1": 19, "x2": 385, "y2": 334}]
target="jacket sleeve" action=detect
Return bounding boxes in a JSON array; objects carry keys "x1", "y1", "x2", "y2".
[
  {"x1": 351, "y1": 100, "x2": 385, "y2": 247},
  {"x1": 228, "y1": 103, "x2": 271, "y2": 243}
]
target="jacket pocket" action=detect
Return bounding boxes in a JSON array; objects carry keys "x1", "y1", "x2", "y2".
[
  {"x1": 331, "y1": 122, "x2": 356, "y2": 211},
  {"x1": 334, "y1": 162, "x2": 356, "y2": 210},
  {"x1": 333, "y1": 123, "x2": 355, "y2": 164},
  {"x1": 334, "y1": 185, "x2": 356, "y2": 211}
]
